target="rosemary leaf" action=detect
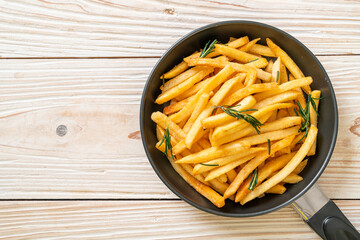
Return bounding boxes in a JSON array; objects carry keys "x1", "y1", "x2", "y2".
[
  {"x1": 161, "y1": 74, "x2": 165, "y2": 87},
  {"x1": 248, "y1": 167, "x2": 258, "y2": 191},
  {"x1": 159, "y1": 125, "x2": 176, "y2": 160},
  {"x1": 267, "y1": 139, "x2": 271, "y2": 155},
  {"x1": 200, "y1": 163, "x2": 219, "y2": 167},
  {"x1": 276, "y1": 70, "x2": 279, "y2": 83},
  {"x1": 248, "y1": 58, "x2": 259, "y2": 63},
  {"x1": 200, "y1": 39, "x2": 219, "y2": 58}
]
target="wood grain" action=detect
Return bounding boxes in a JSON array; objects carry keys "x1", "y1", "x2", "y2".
[
  {"x1": 0, "y1": 200, "x2": 358, "y2": 239},
  {"x1": 0, "y1": 56, "x2": 359, "y2": 199},
  {"x1": 0, "y1": 0, "x2": 359, "y2": 58}
]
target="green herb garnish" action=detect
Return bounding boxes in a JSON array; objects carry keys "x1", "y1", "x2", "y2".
[
  {"x1": 248, "y1": 58, "x2": 259, "y2": 63},
  {"x1": 200, "y1": 39, "x2": 219, "y2": 58},
  {"x1": 293, "y1": 94, "x2": 320, "y2": 143},
  {"x1": 248, "y1": 167, "x2": 258, "y2": 191},
  {"x1": 267, "y1": 139, "x2": 271, "y2": 155},
  {"x1": 213, "y1": 105, "x2": 262, "y2": 134},
  {"x1": 276, "y1": 71, "x2": 279, "y2": 83},
  {"x1": 200, "y1": 163, "x2": 219, "y2": 167},
  {"x1": 158, "y1": 125, "x2": 176, "y2": 160},
  {"x1": 161, "y1": 74, "x2": 165, "y2": 87}
]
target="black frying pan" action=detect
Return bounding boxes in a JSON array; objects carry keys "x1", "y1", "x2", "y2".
[{"x1": 140, "y1": 21, "x2": 360, "y2": 239}]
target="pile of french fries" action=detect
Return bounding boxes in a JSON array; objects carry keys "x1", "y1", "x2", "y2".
[{"x1": 151, "y1": 36, "x2": 321, "y2": 208}]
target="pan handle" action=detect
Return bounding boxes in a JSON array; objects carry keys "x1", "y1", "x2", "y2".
[{"x1": 292, "y1": 184, "x2": 360, "y2": 240}]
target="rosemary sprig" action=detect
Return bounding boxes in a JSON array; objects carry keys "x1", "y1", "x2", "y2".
[
  {"x1": 248, "y1": 167, "x2": 258, "y2": 191},
  {"x1": 200, "y1": 39, "x2": 219, "y2": 58},
  {"x1": 213, "y1": 105, "x2": 262, "y2": 134},
  {"x1": 200, "y1": 163, "x2": 219, "y2": 167},
  {"x1": 248, "y1": 58, "x2": 259, "y2": 63},
  {"x1": 267, "y1": 139, "x2": 271, "y2": 155},
  {"x1": 158, "y1": 125, "x2": 176, "y2": 160},
  {"x1": 161, "y1": 74, "x2": 165, "y2": 87},
  {"x1": 293, "y1": 94, "x2": 320, "y2": 143},
  {"x1": 276, "y1": 70, "x2": 280, "y2": 83}
]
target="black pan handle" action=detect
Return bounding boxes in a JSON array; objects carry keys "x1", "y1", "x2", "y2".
[{"x1": 292, "y1": 184, "x2": 360, "y2": 240}]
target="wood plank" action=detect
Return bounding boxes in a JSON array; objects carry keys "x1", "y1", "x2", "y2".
[
  {"x1": 0, "y1": 56, "x2": 359, "y2": 199},
  {"x1": 0, "y1": 200, "x2": 358, "y2": 239},
  {"x1": 0, "y1": 0, "x2": 359, "y2": 57}
]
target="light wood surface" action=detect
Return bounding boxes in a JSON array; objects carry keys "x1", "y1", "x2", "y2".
[
  {"x1": 0, "y1": 200, "x2": 358, "y2": 240},
  {"x1": 0, "y1": 0, "x2": 359, "y2": 239}
]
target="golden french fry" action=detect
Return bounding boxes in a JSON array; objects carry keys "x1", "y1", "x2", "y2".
[
  {"x1": 293, "y1": 159, "x2": 308, "y2": 175},
  {"x1": 170, "y1": 65, "x2": 235, "y2": 123},
  {"x1": 241, "y1": 125, "x2": 318, "y2": 204},
  {"x1": 183, "y1": 93, "x2": 210, "y2": 133},
  {"x1": 265, "y1": 59, "x2": 273, "y2": 73},
  {"x1": 215, "y1": 44, "x2": 264, "y2": 63},
  {"x1": 267, "y1": 110, "x2": 278, "y2": 122},
  {"x1": 235, "y1": 152, "x2": 295, "y2": 202},
  {"x1": 266, "y1": 184, "x2": 286, "y2": 194},
  {"x1": 224, "y1": 135, "x2": 295, "y2": 199},
  {"x1": 202, "y1": 96, "x2": 257, "y2": 129},
  {"x1": 239, "y1": 38, "x2": 260, "y2": 52},
  {"x1": 280, "y1": 63, "x2": 288, "y2": 84},
  {"x1": 254, "y1": 90, "x2": 301, "y2": 109},
  {"x1": 156, "y1": 67, "x2": 213, "y2": 104},
  {"x1": 185, "y1": 56, "x2": 229, "y2": 68},
  {"x1": 217, "y1": 174, "x2": 228, "y2": 183},
  {"x1": 244, "y1": 68, "x2": 257, "y2": 86},
  {"x1": 163, "y1": 96, "x2": 194, "y2": 115},
  {"x1": 245, "y1": 58, "x2": 268, "y2": 69},
  {"x1": 290, "y1": 132, "x2": 306, "y2": 149},
  {"x1": 175, "y1": 140, "x2": 250, "y2": 164},
  {"x1": 266, "y1": 38, "x2": 311, "y2": 94},
  {"x1": 222, "y1": 82, "x2": 278, "y2": 106},
  {"x1": 151, "y1": 111, "x2": 186, "y2": 141},
  {"x1": 228, "y1": 62, "x2": 271, "y2": 81},
  {"x1": 272, "y1": 57, "x2": 281, "y2": 84},
  {"x1": 238, "y1": 126, "x2": 299, "y2": 146},
  {"x1": 308, "y1": 90, "x2": 321, "y2": 156},
  {"x1": 212, "y1": 103, "x2": 295, "y2": 144},
  {"x1": 277, "y1": 109, "x2": 289, "y2": 119},
  {"x1": 227, "y1": 36, "x2": 249, "y2": 48},
  {"x1": 192, "y1": 147, "x2": 266, "y2": 174},
  {"x1": 176, "y1": 76, "x2": 213, "y2": 101},
  {"x1": 247, "y1": 116, "x2": 302, "y2": 137},
  {"x1": 281, "y1": 173, "x2": 303, "y2": 184},
  {"x1": 226, "y1": 169, "x2": 237, "y2": 183},
  {"x1": 205, "y1": 154, "x2": 256, "y2": 181},
  {"x1": 198, "y1": 138, "x2": 211, "y2": 149},
  {"x1": 255, "y1": 77, "x2": 313, "y2": 102},
  {"x1": 163, "y1": 61, "x2": 189, "y2": 79},
  {"x1": 249, "y1": 44, "x2": 276, "y2": 57},
  {"x1": 161, "y1": 65, "x2": 204, "y2": 91}
]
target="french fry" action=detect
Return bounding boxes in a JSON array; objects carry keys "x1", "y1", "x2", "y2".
[
  {"x1": 192, "y1": 147, "x2": 266, "y2": 174},
  {"x1": 237, "y1": 126, "x2": 299, "y2": 146},
  {"x1": 156, "y1": 67, "x2": 213, "y2": 104},
  {"x1": 217, "y1": 174, "x2": 228, "y2": 183},
  {"x1": 205, "y1": 154, "x2": 256, "y2": 181},
  {"x1": 226, "y1": 169, "x2": 237, "y2": 183},
  {"x1": 235, "y1": 152, "x2": 295, "y2": 202},
  {"x1": 183, "y1": 93, "x2": 210, "y2": 133},
  {"x1": 176, "y1": 76, "x2": 213, "y2": 101},
  {"x1": 175, "y1": 140, "x2": 250, "y2": 164},
  {"x1": 198, "y1": 138, "x2": 212, "y2": 149},
  {"x1": 244, "y1": 68, "x2": 257, "y2": 86},
  {"x1": 184, "y1": 75, "x2": 242, "y2": 148},
  {"x1": 245, "y1": 58, "x2": 268, "y2": 69},
  {"x1": 254, "y1": 77, "x2": 313, "y2": 101},
  {"x1": 163, "y1": 61, "x2": 189, "y2": 79},
  {"x1": 247, "y1": 116, "x2": 302, "y2": 137},
  {"x1": 202, "y1": 96, "x2": 257, "y2": 129},
  {"x1": 221, "y1": 82, "x2": 278, "y2": 106},
  {"x1": 290, "y1": 132, "x2": 306, "y2": 150},
  {"x1": 151, "y1": 111, "x2": 186, "y2": 141},
  {"x1": 280, "y1": 63, "x2": 288, "y2": 84},
  {"x1": 215, "y1": 44, "x2": 264, "y2": 63},
  {"x1": 227, "y1": 36, "x2": 249, "y2": 48},
  {"x1": 294, "y1": 88, "x2": 307, "y2": 110},
  {"x1": 229, "y1": 62, "x2": 271, "y2": 81},
  {"x1": 161, "y1": 65, "x2": 204, "y2": 91},
  {"x1": 254, "y1": 90, "x2": 301, "y2": 109},
  {"x1": 163, "y1": 96, "x2": 194, "y2": 115},
  {"x1": 178, "y1": 118, "x2": 188, "y2": 128},
  {"x1": 277, "y1": 109, "x2": 289, "y2": 119},
  {"x1": 224, "y1": 135, "x2": 295, "y2": 199},
  {"x1": 266, "y1": 38, "x2": 311, "y2": 94},
  {"x1": 173, "y1": 133, "x2": 206, "y2": 155},
  {"x1": 265, "y1": 59, "x2": 273, "y2": 73},
  {"x1": 267, "y1": 110, "x2": 277, "y2": 122},
  {"x1": 249, "y1": 44, "x2": 276, "y2": 57},
  {"x1": 170, "y1": 65, "x2": 235, "y2": 123},
  {"x1": 272, "y1": 57, "x2": 281, "y2": 84},
  {"x1": 239, "y1": 38, "x2": 260, "y2": 52},
  {"x1": 241, "y1": 125, "x2": 318, "y2": 204},
  {"x1": 293, "y1": 159, "x2": 308, "y2": 175},
  {"x1": 266, "y1": 184, "x2": 286, "y2": 194},
  {"x1": 308, "y1": 90, "x2": 321, "y2": 156},
  {"x1": 212, "y1": 103, "x2": 295, "y2": 144},
  {"x1": 281, "y1": 173, "x2": 303, "y2": 184},
  {"x1": 185, "y1": 56, "x2": 229, "y2": 68}
]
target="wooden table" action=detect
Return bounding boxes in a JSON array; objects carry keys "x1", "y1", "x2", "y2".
[{"x1": 0, "y1": 1, "x2": 359, "y2": 239}]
